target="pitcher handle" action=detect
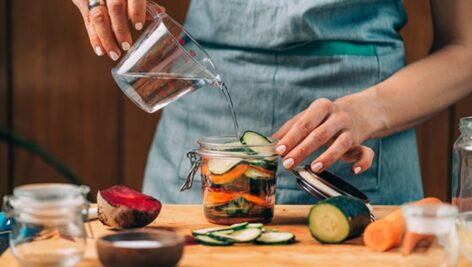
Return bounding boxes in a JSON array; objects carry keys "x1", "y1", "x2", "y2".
[{"x1": 180, "y1": 150, "x2": 201, "y2": 191}]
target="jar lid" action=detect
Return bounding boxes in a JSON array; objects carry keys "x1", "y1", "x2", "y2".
[{"x1": 288, "y1": 165, "x2": 370, "y2": 203}]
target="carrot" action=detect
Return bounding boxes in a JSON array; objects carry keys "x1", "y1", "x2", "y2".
[
  {"x1": 210, "y1": 164, "x2": 249, "y2": 184},
  {"x1": 204, "y1": 191, "x2": 240, "y2": 205},
  {"x1": 401, "y1": 232, "x2": 434, "y2": 255},
  {"x1": 201, "y1": 162, "x2": 210, "y2": 176},
  {"x1": 242, "y1": 194, "x2": 272, "y2": 208},
  {"x1": 363, "y1": 197, "x2": 442, "y2": 252}
]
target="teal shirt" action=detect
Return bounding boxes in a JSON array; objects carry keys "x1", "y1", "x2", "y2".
[{"x1": 142, "y1": 0, "x2": 423, "y2": 205}]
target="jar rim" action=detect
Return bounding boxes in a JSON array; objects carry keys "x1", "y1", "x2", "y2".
[{"x1": 196, "y1": 136, "x2": 278, "y2": 158}]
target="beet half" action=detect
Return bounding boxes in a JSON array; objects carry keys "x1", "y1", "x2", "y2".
[{"x1": 97, "y1": 185, "x2": 162, "y2": 229}]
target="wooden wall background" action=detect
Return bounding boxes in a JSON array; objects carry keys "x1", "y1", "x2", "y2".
[{"x1": 0, "y1": 0, "x2": 471, "y2": 203}]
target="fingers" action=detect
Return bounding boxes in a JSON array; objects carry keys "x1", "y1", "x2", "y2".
[
  {"x1": 72, "y1": 0, "x2": 105, "y2": 56},
  {"x1": 107, "y1": 0, "x2": 132, "y2": 51},
  {"x1": 276, "y1": 98, "x2": 332, "y2": 157},
  {"x1": 310, "y1": 132, "x2": 354, "y2": 173},
  {"x1": 272, "y1": 111, "x2": 305, "y2": 140},
  {"x1": 350, "y1": 146, "x2": 375, "y2": 175},
  {"x1": 281, "y1": 118, "x2": 345, "y2": 169},
  {"x1": 128, "y1": 0, "x2": 147, "y2": 30},
  {"x1": 89, "y1": 5, "x2": 121, "y2": 60}
]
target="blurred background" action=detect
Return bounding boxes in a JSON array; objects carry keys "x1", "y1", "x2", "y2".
[{"x1": 0, "y1": 0, "x2": 471, "y2": 203}]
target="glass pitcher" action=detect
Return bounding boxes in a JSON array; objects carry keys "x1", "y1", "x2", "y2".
[
  {"x1": 452, "y1": 116, "x2": 472, "y2": 212},
  {"x1": 3, "y1": 183, "x2": 90, "y2": 267},
  {"x1": 112, "y1": 2, "x2": 221, "y2": 113}
]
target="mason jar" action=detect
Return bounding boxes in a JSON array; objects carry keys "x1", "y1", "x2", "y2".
[
  {"x1": 2, "y1": 183, "x2": 90, "y2": 267},
  {"x1": 182, "y1": 136, "x2": 278, "y2": 224},
  {"x1": 452, "y1": 116, "x2": 472, "y2": 213}
]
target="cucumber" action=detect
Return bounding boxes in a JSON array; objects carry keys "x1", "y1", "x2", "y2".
[
  {"x1": 192, "y1": 222, "x2": 248, "y2": 236},
  {"x1": 308, "y1": 196, "x2": 371, "y2": 244},
  {"x1": 195, "y1": 235, "x2": 234, "y2": 246},
  {"x1": 244, "y1": 167, "x2": 274, "y2": 179},
  {"x1": 208, "y1": 158, "x2": 244, "y2": 175},
  {"x1": 211, "y1": 228, "x2": 262, "y2": 243},
  {"x1": 240, "y1": 131, "x2": 273, "y2": 153},
  {"x1": 247, "y1": 223, "x2": 264, "y2": 229},
  {"x1": 255, "y1": 232, "x2": 295, "y2": 245}
]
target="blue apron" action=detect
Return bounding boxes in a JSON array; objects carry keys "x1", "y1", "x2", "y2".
[{"x1": 142, "y1": 0, "x2": 424, "y2": 205}]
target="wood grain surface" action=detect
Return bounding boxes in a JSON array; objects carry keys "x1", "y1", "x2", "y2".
[{"x1": 0, "y1": 205, "x2": 469, "y2": 267}]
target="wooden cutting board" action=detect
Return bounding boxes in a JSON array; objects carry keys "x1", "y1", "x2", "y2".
[{"x1": 0, "y1": 205, "x2": 469, "y2": 267}]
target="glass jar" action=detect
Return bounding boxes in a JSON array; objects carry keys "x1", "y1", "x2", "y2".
[
  {"x1": 182, "y1": 136, "x2": 278, "y2": 225},
  {"x1": 452, "y1": 116, "x2": 472, "y2": 212},
  {"x1": 402, "y1": 204, "x2": 459, "y2": 267},
  {"x1": 2, "y1": 183, "x2": 90, "y2": 267}
]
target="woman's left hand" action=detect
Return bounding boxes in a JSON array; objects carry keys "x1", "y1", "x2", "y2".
[{"x1": 273, "y1": 97, "x2": 375, "y2": 175}]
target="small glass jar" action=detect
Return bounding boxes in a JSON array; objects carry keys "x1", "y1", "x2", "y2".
[
  {"x1": 2, "y1": 183, "x2": 90, "y2": 267},
  {"x1": 182, "y1": 136, "x2": 278, "y2": 225},
  {"x1": 452, "y1": 116, "x2": 472, "y2": 212}
]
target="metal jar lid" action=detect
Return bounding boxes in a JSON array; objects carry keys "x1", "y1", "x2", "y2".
[{"x1": 289, "y1": 165, "x2": 375, "y2": 220}]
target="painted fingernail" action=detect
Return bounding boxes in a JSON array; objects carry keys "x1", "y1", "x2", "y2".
[
  {"x1": 95, "y1": 46, "x2": 103, "y2": 56},
  {"x1": 109, "y1": 51, "x2": 119, "y2": 61},
  {"x1": 135, "y1": 22, "x2": 143, "y2": 31},
  {"x1": 276, "y1": 145, "x2": 286, "y2": 154},
  {"x1": 283, "y1": 158, "x2": 294, "y2": 169},
  {"x1": 354, "y1": 166, "x2": 362, "y2": 174},
  {"x1": 311, "y1": 162, "x2": 323, "y2": 173},
  {"x1": 121, "y1": 42, "x2": 130, "y2": 51}
]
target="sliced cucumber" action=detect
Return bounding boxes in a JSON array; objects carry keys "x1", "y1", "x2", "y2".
[
  {"x1": 255, "y1": 232, "x2": 295, "y2": 245},
  {"x1": 240, "y1": 131, "x2": 273, "y2": 153},
  {"x1": 227, "y1": 222, "x2": 249, "y2": 231},
  {"x1": 211, "y1": 228, "x2": 262, "y2": 243},
  {"x1": 247, "y1": 223, "x2": 264, "y2": 229},
  {"x1": 192, "y1": 227, "x2": 227, "y2": 236},
  {"x1": 195, "y1": 235, "x2": 234, "y2": 246},
  {"x1": 208, "y1": 158, "x2": 244, "y2": 175},
  {"x1": 244, "y1": 167, "x2": 274, "y2": 179},
  {"x1": 308, "y1": 196, "x2": 371, "y2": 244}
]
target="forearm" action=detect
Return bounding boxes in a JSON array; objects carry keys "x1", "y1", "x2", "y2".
[{"x1": 337, "y1": 43, "x2": 472, "y2": 140}]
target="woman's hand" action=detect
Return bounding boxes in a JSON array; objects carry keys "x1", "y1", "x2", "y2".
[
  {"x1": 72, "y1": 0, "x2": 165, "y2": 60},
  {"x1": 273, "y1": 97, "x2": 376, "y2": 175}
]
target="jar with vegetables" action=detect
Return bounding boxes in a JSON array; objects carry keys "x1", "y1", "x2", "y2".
[{"x1": 182, "y1": 131, "x2": 277, "y2": 224}]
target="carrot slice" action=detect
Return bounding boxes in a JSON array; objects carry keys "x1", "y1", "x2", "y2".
[
  {"x1": 201, "y1": 162, "x2": 210, "y2": 176},
  {"x1": 242, "y1": 194, "x2": 271, "y2": 208},
  {"x1": 363, "y1": 197, "x2": 442, "y2": 252},
  {"x1": 204, "y1": 191, "x2": 241, "y2": 205},
  {"x1": 402, "y1": 232, "x2": 434, "y2": 255},
  {"x1": 210, "y1": 164, "x2": 249, "y2": 184}
]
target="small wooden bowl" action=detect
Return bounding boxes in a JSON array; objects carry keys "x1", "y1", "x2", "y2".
[{"x1": 97, "y1": 229, "x2": 184, "y2": 267}]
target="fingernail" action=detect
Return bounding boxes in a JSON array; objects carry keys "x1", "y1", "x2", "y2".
[
  {"x1": 135, "y1": 22, "x2": 143, "y2": 31},
  {"x1": 283, "y1": 158, "x2": 294, "y2": 169},
  {"x1": 121, "y1": 42, "x2": 130, "y2": 51},
  {"x1": 276, "y1": 145, "x2": 286, "y2": 154},
  {"x1": 95, "y1": 46, "x2": 103, "y2": 56},
  {"x1": 354, "y1": 166, "x2": 362, "y2": 174},
  {"x1": 311, "y1": 162, "x2": 323, "y2": 173},
  {"x1": 109, "y1": 51, "x2": 119, "y2": 61}
]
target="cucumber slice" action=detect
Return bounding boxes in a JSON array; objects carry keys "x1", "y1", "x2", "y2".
[
  {"x1": 308, "y1": 196, "x2": 371, "y2": 243},
  {"x1": 227, "y1": 222, "x2": 249, "y2": 231},
  {"x1": 211, "y1": 228, "x2": 262, "y2": 243},
  {"x1": 240, "y1": 131, "x2": 273, "y2": 153},
  {"x1": 255, "y1": 232, "x2": 295, "y2": 245},
  {"x1": 195, "y1": 235, "x2": 234, "y2": 246},
  {"x1": 244, "y1": 167, "x2": 274, "y2": 179},
  {"x1": 247, "y1": 223, "x2": 264, "y2": 229},
  {"x1": 208, "y1": 158, "x2": 244, "y2": 175},
  {"x1": 192, "y1": 227, "x2": 227, "y2": 236}
]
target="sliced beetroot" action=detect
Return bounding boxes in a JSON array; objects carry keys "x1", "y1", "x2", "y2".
[{"x1": 97, "y1": 185, "x2": 162, "y2": 229}]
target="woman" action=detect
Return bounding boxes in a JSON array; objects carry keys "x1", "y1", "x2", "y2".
[{"x1": 72, "y1": 0, "x2": 472, "y2": 204}]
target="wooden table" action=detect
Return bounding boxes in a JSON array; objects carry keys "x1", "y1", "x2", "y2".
[{"x1": 0, "y1": 205, "x2": 469, "y2": 267}]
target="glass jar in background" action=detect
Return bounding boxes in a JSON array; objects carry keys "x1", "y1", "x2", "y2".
[
  {"x1": 2, "y1": 183, "x2": 90, "y2": 267},
  {"x1": 182, "y1": 136, "x2": 278, "y2": 225},
  {"x1": 452, "y1": 116, "x2": 472, "y2": 213},
  {"x1": 402, "y1": 204, "x2": 459, "y2": 267}
]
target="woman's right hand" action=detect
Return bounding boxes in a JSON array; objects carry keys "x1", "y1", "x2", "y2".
[{"x1": 72, "y1": 0, "x2": 165, "y2": 61}]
